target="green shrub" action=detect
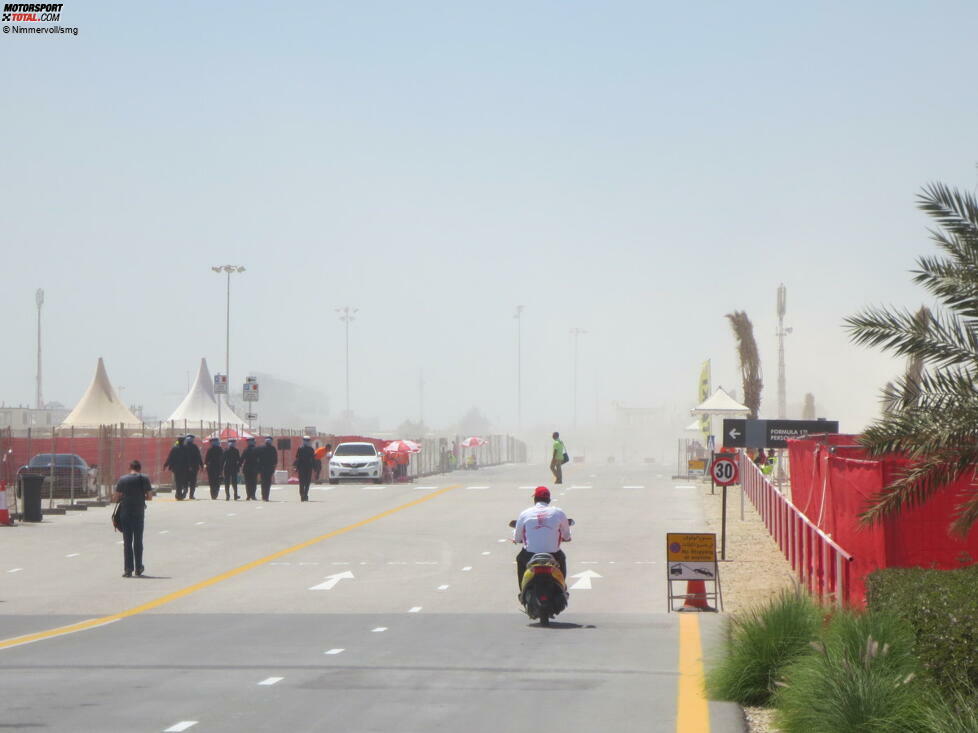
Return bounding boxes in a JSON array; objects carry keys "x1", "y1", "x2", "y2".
[
  {"x1": 707, "y1": 590, "x2": 823, "y2": 706},
  {"x1": 773, "y1": 610, "x2": 931, "y2": 733},
  {"x1": 866, "y1": 565, "x2": 978, "y2": 690},
  {"x1": 920, "y1": 681, "x2": 978, "y2": 733}
]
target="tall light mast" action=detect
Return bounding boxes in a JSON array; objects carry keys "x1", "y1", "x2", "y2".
[{"x1": 35, "y1": 288, "x2": 44, "y2": 409}]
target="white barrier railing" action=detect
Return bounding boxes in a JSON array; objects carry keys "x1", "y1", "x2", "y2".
[{"x1": 739, "y1": 454, "x2": 853, "y2": 607}]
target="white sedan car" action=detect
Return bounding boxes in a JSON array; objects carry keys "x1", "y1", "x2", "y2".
[{"x1": 328, "y1": 442, "x2": 383, "y2": 484}]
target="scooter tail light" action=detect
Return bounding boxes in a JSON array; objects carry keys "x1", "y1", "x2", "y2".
[{"x1": 532, "y1": 566, "x2": 553, "y2": 574}]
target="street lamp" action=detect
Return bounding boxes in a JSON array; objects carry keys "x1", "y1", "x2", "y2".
[
  {"x1": 336, "y1": 306, "x2": 358, "y2": 418},
  {"x1": 570, "y1": 328, "x2": 587, "y2": 427},
  {"x1": 211, "y1": 265, "x2": 246, "y2": 417},
  {"x1": 514, "y1": 306, "x2": 525, "y2": 430},
  {"x1": 35, "y1": 288, "x2": 44, "y2": 409}
]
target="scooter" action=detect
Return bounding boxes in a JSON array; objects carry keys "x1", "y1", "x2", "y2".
[{"x1": 509, "y1": 518, "x2": 574, "y2": 626}]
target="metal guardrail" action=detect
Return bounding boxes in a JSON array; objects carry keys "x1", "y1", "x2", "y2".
[{"x1": 739, "y1": 453, "x2": 853, "y2": 607}]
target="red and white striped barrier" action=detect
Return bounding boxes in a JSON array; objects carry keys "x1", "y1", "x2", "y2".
[
  {"x1": 739, "y1": 454, "x2": 853, "y2": 606},
  {"x1": 0, "y1": 481, "x2": 12, "y2": 526}
]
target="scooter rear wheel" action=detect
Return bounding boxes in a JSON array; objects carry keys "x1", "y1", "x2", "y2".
[{"x1": 539, "y1": 613, "x2": 550, "y2": 626}]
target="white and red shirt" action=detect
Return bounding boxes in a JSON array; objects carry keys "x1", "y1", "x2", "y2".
[{"x1": 513, "y1": 502, "x2": 572, "y2": 553}]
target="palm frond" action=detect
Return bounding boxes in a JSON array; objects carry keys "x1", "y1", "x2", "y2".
[{"x1": 725, "y1": 310, "x2": 762, "y2": 418}]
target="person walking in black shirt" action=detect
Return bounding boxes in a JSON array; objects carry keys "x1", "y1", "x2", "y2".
[
  {"x1": 241, "y1": 437, "x2": 261, "y2": 500},
  {"x1": 223, "y1": 438, "x2": 241, "y2": 500},
  {"x1": 259, "y1": 436, "x2": 277, "y2": 502},
  {"x1": 293, "y1": 436, "x2": 315, "y2": 502},
  {"x1": 163, "y1": 435, "x2": 187, "y2": 500},
  {"x1": 112, "y1": 460, "x2": 154, "y2": 578},
  {"x1": 204, "y1": 437, "x2": 224, "y2": 500},
  {"x1": 183, "y1": 435, "x2": 204, "y2": 500}
]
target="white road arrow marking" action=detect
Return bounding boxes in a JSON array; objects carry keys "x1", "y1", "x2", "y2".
[
  {"x1": 569, "y1": 570, "x2": 603, "y2": 590},
  {"x1": 308, "y1": 571, "x2": 355, "y2": 591},
  {"x1": 164, "y1": 723, "x2": 198, "y2": 733}
]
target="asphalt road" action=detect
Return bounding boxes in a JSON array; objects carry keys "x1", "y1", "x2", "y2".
[{"x1": 0, "y1": 461, "x2": 743, "y2": 732}]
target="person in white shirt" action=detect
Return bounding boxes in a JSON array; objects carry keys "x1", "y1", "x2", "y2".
[{"x1": 512, "y1": 486, "x2": 572, "y2": 589}]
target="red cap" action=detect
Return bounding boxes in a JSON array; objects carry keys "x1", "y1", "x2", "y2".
[{"x1": 533, "y1": 486, "x2": 551, "y2": 501}]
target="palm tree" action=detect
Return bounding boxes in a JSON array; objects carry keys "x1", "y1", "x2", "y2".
[
  {"x1": 726, "y1": 311, "x2": 763, "y2": 419},
  {"x1": 802, "y1": 393, "x2": 816, "y2": 420},
  {"x1": 845, "y1": 182, "x2": 978, "y2": 535}
]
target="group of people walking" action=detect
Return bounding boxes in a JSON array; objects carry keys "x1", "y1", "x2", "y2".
[{"x1": 164, "y1": 434, "x2": 281, "y2": 502}]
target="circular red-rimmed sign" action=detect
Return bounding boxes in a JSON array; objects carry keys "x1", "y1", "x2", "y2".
[{"x1": 710, "y1": 455, "x2": 739, "y2": 486}]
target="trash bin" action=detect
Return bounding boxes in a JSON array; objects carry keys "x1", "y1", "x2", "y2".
[{"x1": 20, "y1": 473, "x2": 43, "y2": 522}]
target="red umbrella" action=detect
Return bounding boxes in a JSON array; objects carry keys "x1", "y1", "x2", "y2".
[
  {"x1": 461, "y1": 436, "x2": 487, "y2": 448},
  {"x1": 384, "y1": 439, "x2": 422, "y2": 454}
]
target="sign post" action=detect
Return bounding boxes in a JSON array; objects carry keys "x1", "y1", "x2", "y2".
[
  {"x1": 710, "y1": 455, "x2": 739, "y2": 561},
  {"x1": 666, "y1": 532, "x2": 722, "y2": 612},
  {"x1": 242, "y1": 377, "x2": 259, "y2": 430}
]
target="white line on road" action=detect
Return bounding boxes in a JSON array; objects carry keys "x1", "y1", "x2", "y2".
[
  {"x1": 372, "y1": 627, "x2": 387, "y2": 633},
  {"x1": 568, "y1": 485, "x2": 592, "y2": 490},
  {"x1": 362, "y1": 486, "x2": 384, "y2": 490},
  {"x1": 437, "y1": 585, "x2": 450, "y2": 590},
  {"x1": 324, "y1": 648, "x2": 344, "y2": 655},
  {"x1": 635, "y1": 561, "x2": 657, "y2": 564},
  {"x1": 164, "y1": 722, "x2": 198, "y2": 732},
  {"x1": 66, "y1": 553, "x2": 80, "y2": 558},
  {"x1": 465, "y1": 486, "x2": 489, "y2": 490},
  {"x1": 8, "y1": 568, "x2": 22, "y2": 573},
  {"x1": 309, "y1": 571, "x2": 355, "y2": 591},
  {"x1": 269, "y1": 562, "x2": 291, "y2": 566},
  {"x1": 258, "y1": 677, "x2": 283, "y2": 686},
  {"x1": 518, "y1": 486, "x2": 536, "y2": 489},
  {"x1": 414, "y1": 486, "x2": 437, "y2": 491},
  {"x1": 623, "y1": 485, "x2": 645, "y2": 489},
  {"x1": 195, "y1": 522, "x2": 206, "y2": 526},
  {"x1": 481, "y1": 551, "x2": 490, "y2": 556},
  {"x1": 674, "y1": 485, "x2": 696, "y2": 489},
  {"x1": 387, "y1": 561, "x2": 408, "y2": 565},
  {"x1": 415, "y1": 561, "x2": 438, "y2": 565},
  {"x1": 255, "y1": 506, "x2": 264, "y2": 510},
  {"x1": 580, "y1": 561, "x2": 599, "y2": 565},
  {"x1": 408, "y1": 606, "x2": 422, "y2": 613},
  {"x1": 461, "y1": 566, "x2": 472, "y2": 572},
  {"x1": 159, "y1": 530, "x2": 169, "y2": 534},
  {"x1": 226, "y1": 513, "x2": 237, "y2": 516},
  {"x1": 331, "y1": 561, "x2": 351, "y2": 565}
]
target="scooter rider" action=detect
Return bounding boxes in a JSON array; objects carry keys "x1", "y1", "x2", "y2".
[{"x1": 512, "y1": 486, "x2": 571, "y2": 590}]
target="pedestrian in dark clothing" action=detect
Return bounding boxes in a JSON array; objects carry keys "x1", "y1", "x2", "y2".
[
  {"x1": 183, "y1": 435, "x2": 203, "y2": 500},
  {"x1": 241, "y1": 437, "x2": 261, "y2": 500},
  {"x1": 205, "y1": 437, "x2": 224, "y2": 500},
  {"x1": 259, "y1": 436, "x2": 277, "y2": 501},
  {"x1": 294, "y1": 436, "x2": 315, "y2": 502},
  {"x1": 223, "y1": 438, "x2": 241, "y2": 500},
  {"x1": 112, "y1": 460, "x2": 154, "y2": 578},
  {"x1": 163, "y1": 435, "x2": 187, "y2": 500}
]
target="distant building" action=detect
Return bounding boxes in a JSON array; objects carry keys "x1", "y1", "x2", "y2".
[{"x1": 0, "y1": 404, "x2": 71, "y2": 430}]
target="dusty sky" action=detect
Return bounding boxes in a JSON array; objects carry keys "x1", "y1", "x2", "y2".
[{"x1": 2, "y1": 1, "x2": 977, "y2": 439}]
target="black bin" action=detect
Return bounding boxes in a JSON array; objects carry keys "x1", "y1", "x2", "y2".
[{"x1": 20, "y1": 473, "x2": 44, "y2": 522}]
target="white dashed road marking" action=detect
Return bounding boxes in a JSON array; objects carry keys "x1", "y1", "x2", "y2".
[
  {"x1": 414, "y1": 486, "x2": 437, "y2": 491},
  {"x1": 258, "y1": 677, "x2": 283, "y2": 686},
  {"x1": 408, "y1": 606, "x2": 422, "y2": 613},
  {"x1": 461, "y1": 566, "x2": 472, "y2": 572},
  {"x1": 362, "y1": 486, "x2": 384, "y2": 491},
  {"x1": 8, "y1": 568, "x2": 23, "y2": 573},
  {"x1": 324, "y1": 648, "x2": 344, "y2": 655},
  {"x1": 66, "y1": 553, "x2": 79, "y2": 558},
  {"x1": 481, "y1": 551, "x2": 490, "y2": 556},
  {"x1": 674, "y1": 485, "x2": 696, "y2": 489},
  {"x1": 623, "y1": 485, "x2": 645, "y2": 489},
  {"x1": 159, "y1": 530, "x2": 169, "y2": 534},
  {"x1": 372, "y1": 627, "x2": 387, "y2": 633},
  {"x1": 195, "y1": 522, "x2": 206, "y2": 526},
  {"x1": 164, "y1": 722, "x2": 198, "y2": 732},
  {"x1": 466, "y1": 486, "x2": 489, "y2": 490},
  {"x1": 437, "y1": 585, "x2": 450, "y2": 590}
]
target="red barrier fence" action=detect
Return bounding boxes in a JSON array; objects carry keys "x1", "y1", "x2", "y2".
[
  {"x1": 785, "y1": 435, "x2": 978, "y2": 607},
  {"x1": 739, "y1": 453, "x2": 854, "y2": 606}
]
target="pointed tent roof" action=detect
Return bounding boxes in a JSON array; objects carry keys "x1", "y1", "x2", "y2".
[
  {"x1": 167, "y1": 358, "x2": 247, "y2": 426},
  {"x1": 61, "y1": 357, "x2": 142, "y2": 427},
  {"x1": 685, "y1": 418, "x2": 705, "y2": 432},
  {"x1": 691, "y1": 387, "x2": 750, "y2": 416}
]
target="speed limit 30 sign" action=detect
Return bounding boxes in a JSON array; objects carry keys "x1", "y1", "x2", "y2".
[{"x1": 710, "y1": 455, "x2": 739, "y2": 486}]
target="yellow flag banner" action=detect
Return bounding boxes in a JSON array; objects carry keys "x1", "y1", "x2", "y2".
[{"x1": 698, "y1": 360, "x2": 711, "y2": 440}]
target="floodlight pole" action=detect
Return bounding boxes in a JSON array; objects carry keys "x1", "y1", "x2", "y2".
[
  {"x1": 336, "y1": 307, "x2": 358, "y2": 418},
  {"x1": 211, "y1": 265, "x2": 245, "y2": 413}
]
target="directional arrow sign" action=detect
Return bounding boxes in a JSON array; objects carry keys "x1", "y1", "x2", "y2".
[
  {"x1": 569, "y1": 570, "x2": 602, "y2": 590},
  {"x1": 722, "y1": 419, "x2": 746, "y2": 447},
  {"x1": 308, "y1": 571, "x2": 355, "y2": 591}
]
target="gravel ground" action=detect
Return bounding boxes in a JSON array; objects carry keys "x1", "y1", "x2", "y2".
[{"x1": 698, "y1": 479, "x2": 795, "y2": 733}]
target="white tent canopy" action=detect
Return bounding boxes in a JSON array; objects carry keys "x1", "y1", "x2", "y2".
[
  {"x1": 690, "y1": 387, "x2": 750, "y2": 416},
  {"x1": 685, "y1": 419, "x2": 705, "y2": 432},
  {"x1": 61, "y1": 357, "x2": 142, "y2": 428},
  {"x1": 167, "y1": 358, "x2": 247, "y2": 426}
]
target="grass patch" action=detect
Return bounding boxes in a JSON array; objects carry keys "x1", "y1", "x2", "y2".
[
  {"x1": 773, "y1": 610, "x2": 930, "y2": 732},
  {"x1": 919, "y1": 681, "x2": 978, "y2": 733},
  {"x1": 707, "y1": 589, "x2": 823, "y2": 706}
]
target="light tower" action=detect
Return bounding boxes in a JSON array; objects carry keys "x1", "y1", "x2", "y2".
[
  {"x1": 211, "y1": 265, "x2": 246, "y2": 403},
  {"x1": 336, "y1": 306, "x2": 358, "y2": 418},
  {"x1": 570, "y1": 327, "x2": 587, "y2": 427},
  {"x1": 35, "y1": 288, "x2": 44, "y2": 409},
  {"x1": 776, "y1": 283, "x2": 792, "y2": 419}
]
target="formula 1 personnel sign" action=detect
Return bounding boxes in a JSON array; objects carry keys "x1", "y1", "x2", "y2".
[{"x1": 710, "y1": 455, "x2": 739, "y2": 486}]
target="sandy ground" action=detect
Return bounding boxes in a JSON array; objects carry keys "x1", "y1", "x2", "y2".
[{"x1": 699, "y1": 479, "x2": 795, "y2": 733}]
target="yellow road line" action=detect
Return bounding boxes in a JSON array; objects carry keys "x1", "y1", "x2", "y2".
[
  {"x1": 676, "y1": 613, "x2": 710, "y2": 732},
  {"x1": 0, "y1": 484, "x2": 462, "y2": 651}
]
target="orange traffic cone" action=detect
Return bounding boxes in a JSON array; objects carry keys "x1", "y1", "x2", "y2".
[
  {"x1": 0, "y1": 481, "x2": 11, "y2": 526},
  {"x1": 679, "y1": 579, "x2": 716, "y2": 612}
]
